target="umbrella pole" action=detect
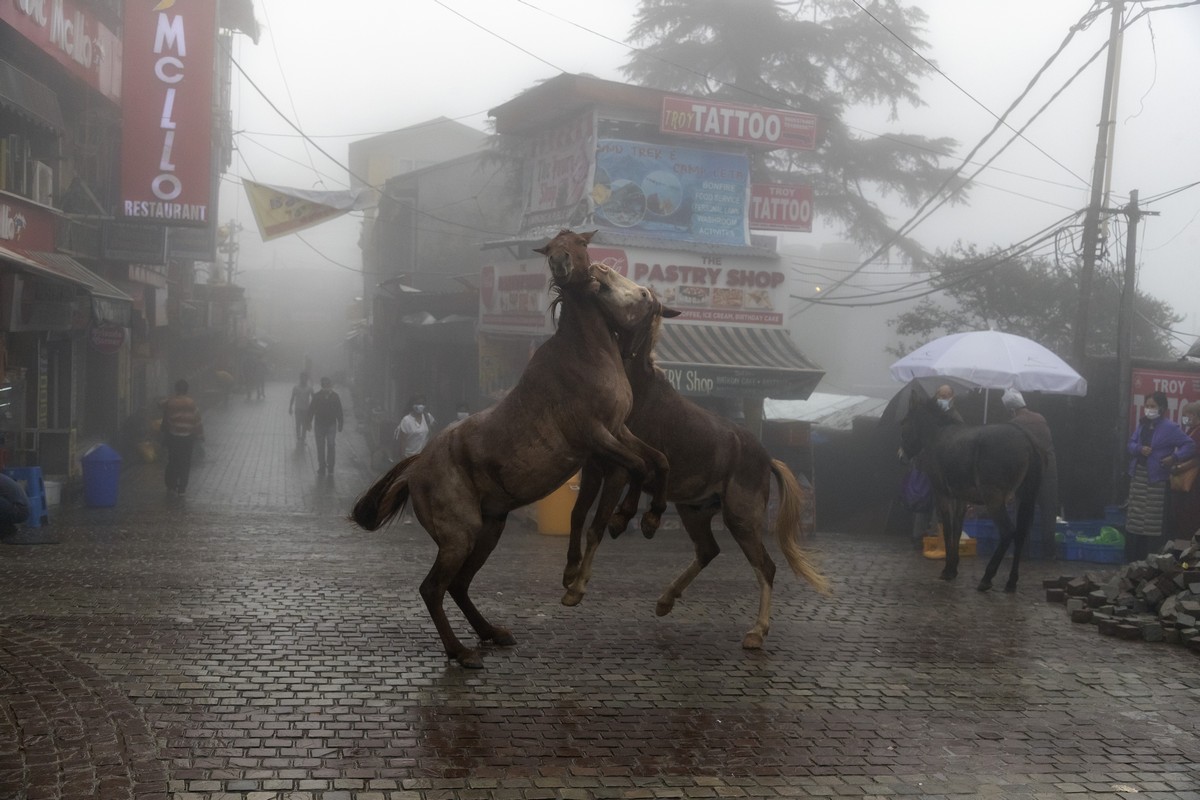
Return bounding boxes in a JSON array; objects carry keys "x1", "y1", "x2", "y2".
[{"x1": 983, "y1": 390, "x2": 989, "y2": 424}]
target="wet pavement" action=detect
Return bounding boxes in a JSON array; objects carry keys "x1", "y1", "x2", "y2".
[{"x1": 1, "y1": 381, "x2": 1198, "y2": 800}]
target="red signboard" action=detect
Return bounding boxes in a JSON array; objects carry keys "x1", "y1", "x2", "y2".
[
  {"x1": 119, "y1": 0, "x2": 217, "y2": 226},
  {"x1": 90, "y1": 322, "x2": 126, "y2": 354},
  {"x1": 0, "y1": 0, "x2": 122, "y2": 103},
  {"x1": 0, "y1": 197, "x2": 57, "y2": 250},
  {"x1": 750, "y1": 183, "x2": 814, "y2": 232},
  {"x1": 1129, "y1": 367, "x2": 1200, "y2": 432},
  {"x1": 660, "y1": 96, "x2": 818, "y2": 151}
]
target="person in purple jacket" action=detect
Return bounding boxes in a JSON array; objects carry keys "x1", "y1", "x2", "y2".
[{"x1": 1126, "y1": 390, "x2": 1197, "y2": 560}]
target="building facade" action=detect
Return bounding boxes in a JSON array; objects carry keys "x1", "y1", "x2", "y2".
[{"x1": 0, "y1": 0, "x2": 256, "y2": 481}]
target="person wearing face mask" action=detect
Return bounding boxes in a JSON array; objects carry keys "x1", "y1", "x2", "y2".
[
  {"x1": 934, "y1": 384, "x2": 964, "y2": 423},
  {"x1": 443, "y1": 402, "x2": 471, "y2": 432},
  {"x1": 1125, "y1": 391, "x2": 1196, "y2": 560},
  {"x1": 395, "y1": 396, "x2": 437, "y2": 459},
  {"x1": 1169, "y1": 400, "x2": 1200, "y2": 538}
]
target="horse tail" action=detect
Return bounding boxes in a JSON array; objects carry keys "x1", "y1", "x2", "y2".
[
  {"x1": 350, "y1": 455, "x2": 420, "y2": 530},
  {"x1": 770, "y1": 459, "x2": 830, "y2": 595}
]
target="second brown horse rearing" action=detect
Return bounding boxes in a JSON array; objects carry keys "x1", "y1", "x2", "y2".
[
  {"x1": 561, "y1": 309, "x2": 829, "y2": 649},
  {"x1": 351, "y1": 229, "x2": 670, "y2": 668}
]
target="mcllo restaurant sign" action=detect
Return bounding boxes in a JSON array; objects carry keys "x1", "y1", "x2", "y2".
[{"x1": 119, "y1": 0, "x2": 217, "y2": 226}]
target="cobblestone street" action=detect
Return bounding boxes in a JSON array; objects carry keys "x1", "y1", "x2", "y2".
[{"x1": 1, "y1": 381, "x2": 1197, "y2": 799}]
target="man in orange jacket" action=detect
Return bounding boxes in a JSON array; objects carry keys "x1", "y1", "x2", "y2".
[{"x1": 161, "y1": 379, "x2": 204, "y2": 497}]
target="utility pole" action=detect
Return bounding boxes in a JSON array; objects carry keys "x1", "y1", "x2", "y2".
[
  {"x1": 217, "y1": 219, "x2": 242, "y2": 284},
  {"x1": 1071, "y1": 0, "x2": 1125, "y2": 366},
  {"x1": 1112, "y1": 189, "x2": 1158, "y2": 492}
]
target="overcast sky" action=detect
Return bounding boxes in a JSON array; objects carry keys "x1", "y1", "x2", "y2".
[{"x1": 220, "y1": 0, "x2": 1200, "y2": 350}]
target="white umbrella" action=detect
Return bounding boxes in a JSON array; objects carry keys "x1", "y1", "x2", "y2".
[
  {"x1": 890, "y1": 330, "x2": 1087, "y2": 395},
  {"x1": 890, "y1": 330, "x2": 1087, "y2": 420}
]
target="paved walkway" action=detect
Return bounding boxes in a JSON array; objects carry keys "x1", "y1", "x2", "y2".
[{"x1": 0, "y1": 381, "x2": 1197, "y2": 799}]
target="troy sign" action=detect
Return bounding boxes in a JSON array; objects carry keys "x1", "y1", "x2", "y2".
[
  {"x1": 119, "y1": 1, "x2": 216, "y2": 225},
  {"x1": 660, "y1": 96, "x2": 818, "y2": 151},
  {"x1": 750, "y1": 183, "x2": 814, "y2": 232}
]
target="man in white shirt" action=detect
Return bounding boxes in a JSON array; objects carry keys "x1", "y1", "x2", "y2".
[{"x1": 395, "y1": 396, "x2": 437, "y2": 458}]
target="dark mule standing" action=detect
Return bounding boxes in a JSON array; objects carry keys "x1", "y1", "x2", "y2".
[
  {"x1": 561, "y1": 310, "x2": 829, "y2": 648},
  {"x1": 900, "y1": 393, "x2": 1043, "y2": 592},
  {"x1": 351, "y1": 230, "x2": 670, "y2": 668}
]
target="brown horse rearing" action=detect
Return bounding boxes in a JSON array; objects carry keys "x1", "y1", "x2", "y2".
[
  {"x1": 561, "y1": 308, "x2": 829, "y2": 649},
  {"x1": 351, "y1": 229, "x2": 670, "y2": 668}
]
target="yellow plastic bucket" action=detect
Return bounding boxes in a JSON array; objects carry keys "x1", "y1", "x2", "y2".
[{"x1": 536, "y1": 473, "x2": 580, "y2": 535}]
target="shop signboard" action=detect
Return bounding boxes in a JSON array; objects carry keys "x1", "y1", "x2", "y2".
[
  {"x1": 0, "y1": 197, "x2": 55, "y2": 250},
  {"x1": 660, "y1": 96, "x2": 818, "y2": 151},
  {"x1": 521, "y1": 111, "x2": 596, "y2": 231},
  {"x1": 477, "y1": 260, "x2": 554, "y2": 337},
  {"x1": 102, "y1": 222, "x2": 167, "y2": 263},
  {"x1": 1129, "y1": 367, "x2": 1200, "y2": 431},
  {"x1": 2, "y1": 0, "x2": 123, "y2": 102},
  {"x1": 750, "y1": 183, "x2": 814, "y2": 232},
  {"x1": 593, "y1": 139, "x2": 750, "y2": 247},
  {"x1": 589, "y1": 245, "x2": 787, "y2": 327},
  {"x1": 119, "y1": 1, "x2": 217, "y2": 225},
  {"x1": 89, "y1": 322, "x2": 125, "y2": 354}
]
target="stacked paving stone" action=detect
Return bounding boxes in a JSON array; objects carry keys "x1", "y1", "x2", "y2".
[{"x1": 1043, "y1": 533, "x2": 1200, "y2": 651}]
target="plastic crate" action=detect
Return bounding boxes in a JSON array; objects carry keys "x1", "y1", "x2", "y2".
[
  {"x1": 965, "y1": 517, "x2": 1047, "y2": 559},
  {"x1": 1104, "y1": 505, "x2": 1126, "y2": 528},
  {"x1": 1060, "y1": 541, "x2": 1123, "y2": 563}
]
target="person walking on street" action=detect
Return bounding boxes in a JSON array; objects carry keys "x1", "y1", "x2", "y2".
[
  {"x1": 288, "y1": 371, "x2": 314, "y2": 446},
  {"x1": 1170, "y1": 400, "x2": 1200, "y2": 538},
  {"x1": 394, "y1": 396, "x2": 436, "y2": 458},
  {"x1": 1125, "y1": 391, "x2": 1196, "y2": 561},
  {"x1": 1002, "y1": 388, "x2": 1059, "y2": 557},
  {"x1": 308, "y1": 377, "x2": 343, "y2": 475},
  {"x1": 161, "y1": 379, "x2": 204, "y2": 497}
]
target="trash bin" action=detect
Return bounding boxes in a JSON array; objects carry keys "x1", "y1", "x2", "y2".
[
  {"x1": 81, "y1": 444, "x2": 122, "y2": 507},
  {"x1": 536, "y1": 473, "x2": 580, "y2": 535}
]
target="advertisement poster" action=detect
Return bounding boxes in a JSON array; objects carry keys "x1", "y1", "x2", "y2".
[
  {"x1": 522, "y1": 111, "x2": 596, "y2": 231},
  {"x1": 1129, "y1": 368, "x2": 1200, "y2": 431},
  {"x1": 592, "y1": 139, "x2": 750, "y2": 247},
  {"x1": 477, "y1": 261, "x2": 554, "y2": 337}
]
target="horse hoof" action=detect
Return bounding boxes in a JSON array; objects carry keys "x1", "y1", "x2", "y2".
[
  {"x1": 655, "y1": 597, "x2": 675, "y2": 616},
  {"x1": 976, "y1": 581, "x2": 992, "y2": 592},
  {"x1": 640, "y1": 512, "x2": 661, "y2": 538},
  {"x1": 607, "y1": 515, "x2": 631, "y2": 539},
  {"x1": 489, "y1": 628, "x2": 517, "y2": 647},
  {"x1": 456, "y1": 650, "x2": 484, "y2": 669},
  {"x1": 742, "y1": 632, "x2": 764, "y2": 650},
  {"x1": 1004, "y1": 583, "x2": 1018, "y2": 593},
  {"x1": 939, "y1": 569, "x2": 957, "y2": 581},
  {"x1": 562, "y1": 589, "x2": 584, "y2": 607}
]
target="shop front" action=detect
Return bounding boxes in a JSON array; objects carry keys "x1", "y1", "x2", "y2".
[{"x1": 0, "y1": 196, "x2": 131, "y2": 476}]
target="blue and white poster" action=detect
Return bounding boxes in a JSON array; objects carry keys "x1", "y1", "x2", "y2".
[{"x1": 591, "y1": 139, "x2": 750, "y2": 246}]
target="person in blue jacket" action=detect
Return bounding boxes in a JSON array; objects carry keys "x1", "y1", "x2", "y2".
[
  {"x1": 0, "y1": 472, "x2": 29, "y2": 539},
  {"x1": 1126, "y1": 390, "x2": 1197, "y2": 560}
]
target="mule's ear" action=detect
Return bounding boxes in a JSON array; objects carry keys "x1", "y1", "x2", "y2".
[
  {"x1": 581, "y1": 230, "x2": 598, "y2": 243},
  {"x1": 533, "y1": 244, "x2": 548, "y2": 256},
  {"x1": 660, "y1": 305, "x2": 683, "y2": 318}
]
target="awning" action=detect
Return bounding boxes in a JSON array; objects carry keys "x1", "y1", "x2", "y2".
[
  {"x1": 0, "y1": 245, "x2": 132, "y2": 325},
  {"x1": 0, "y1": 59, "x2": 65, "y2": 132},
  {"x1": 654, "y1": 323, "x2": 825, "y2": 399}
]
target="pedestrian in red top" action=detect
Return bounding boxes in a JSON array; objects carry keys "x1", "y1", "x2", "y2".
[{"x1": 161, "y1": 379, "x2": 204, "y2": 497}]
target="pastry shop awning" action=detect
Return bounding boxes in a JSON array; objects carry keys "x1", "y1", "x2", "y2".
[{"x1": 654, "y1": 323, "x2": 824, "y2": 399}]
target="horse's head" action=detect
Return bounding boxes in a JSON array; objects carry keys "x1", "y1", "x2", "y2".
[
  {"x1": 585, "y1": 262, "x2": 665, "y2": 335},
  {"x1": 616, "y1": 290, "x2": 681, "y2": 363},
  {"x1": 534, "y1": 228, "x2": 595, "y2": 286}
]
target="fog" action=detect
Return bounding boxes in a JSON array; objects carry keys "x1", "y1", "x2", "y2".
[{"x1": 223, "y1": 0, "x2": 1200, "y2": 380}]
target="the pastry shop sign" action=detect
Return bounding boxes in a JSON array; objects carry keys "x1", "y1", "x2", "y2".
[{"x1": 89, "y1": 322, "x2": 125, "y2": 354}]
